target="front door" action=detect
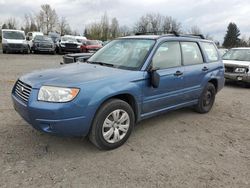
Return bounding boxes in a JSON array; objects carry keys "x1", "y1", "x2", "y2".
[{"x1": 142, "y1": 41, "x2": 186, "y2": 116}]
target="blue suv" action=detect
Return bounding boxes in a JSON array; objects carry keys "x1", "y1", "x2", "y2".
[{"x1": 12, "y1": 34, "x2": 224, "y2": 150}]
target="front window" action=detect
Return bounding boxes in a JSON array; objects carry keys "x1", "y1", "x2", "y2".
[
  {"x1": 223, "y1": 49, "x2": 250, "y2": 61},
  {"x1": 3, "y1": 31, "x2": 25, "y2": 40},
  {"x1": 88, "y1": 39, "x2": 155, "y2": 70}
]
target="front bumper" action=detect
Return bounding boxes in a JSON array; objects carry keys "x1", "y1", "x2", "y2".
[
  {"x1": 33, "y1": 46, "x2": 55, "y2": 52},
  {"x1": 3, "y1": 43, "x2": 28, "y2": 52},
  {"x1": 60, "y1": 46, "x2": 81, "y2": 53},
  {"x1": 11, "y1": 89, "x2": 93, "y2": 137},
  {"x1": 225, "y1": 72, "x2": 250, "y2": 83}
]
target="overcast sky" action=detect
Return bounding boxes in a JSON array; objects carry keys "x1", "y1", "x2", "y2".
[{"x1": 1, "y1": 0, "x2": 250, "y2": 42}]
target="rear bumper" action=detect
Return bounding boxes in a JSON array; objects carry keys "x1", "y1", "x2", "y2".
[
  {"x1": 12, "y1": 92, "x2": 92, "y2": 137},
  {"x1": 225, "y1": 72, "x2": 250, "y2": 83}
]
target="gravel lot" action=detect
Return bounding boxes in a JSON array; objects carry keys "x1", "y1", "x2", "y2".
[{"x1": 0, "y1": 53, "x2": 249, "y2": 188}]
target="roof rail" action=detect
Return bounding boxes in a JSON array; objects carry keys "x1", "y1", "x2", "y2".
[
  {"x1": 135, "y1": 31, "x2": 206, "y2": 39},
  {"x1": 135, "y1": 30, "x2": 179, "y2": 36}
]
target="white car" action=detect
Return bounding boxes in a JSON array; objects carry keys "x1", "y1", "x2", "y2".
[
  {"x1": 1, "y1": 29, "x2": 29, "y2": 54},
  {"x1": 223, "y1": 48, "x2": 250, "y2": 84}
]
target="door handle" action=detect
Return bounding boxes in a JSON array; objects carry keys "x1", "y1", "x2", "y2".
[
  {"x1": 202, "y1": 66, "x2": 209, "y2": 71},
  {"x1": 174, "y1": 71, "x2": 183, "y2": 76}
]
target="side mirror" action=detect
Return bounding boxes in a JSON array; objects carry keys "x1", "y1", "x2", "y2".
[{"x1": 149, "y1": 67, "x2": 160, "y2": 88}]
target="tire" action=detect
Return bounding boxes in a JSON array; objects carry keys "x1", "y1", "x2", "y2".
[
  {"x1": 3, "y1": 50, "x2": 6, "y2": 54},
  {"x1": 195, "y1": 82, "x2": 216, "y2": 114},
  {"x1": 89, "y1": 99, "x2": 135, "y2": 150}
]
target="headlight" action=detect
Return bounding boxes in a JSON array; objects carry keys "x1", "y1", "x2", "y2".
[
  {"x1": 235, "y1": 68, "x2": 246, "y2": 73},
  {"x1": 38, "y1": 86, "x2": 79, "y2": 102},
  {"x1": 60, "y1": 43, "x2": 65, "y2": 47}
]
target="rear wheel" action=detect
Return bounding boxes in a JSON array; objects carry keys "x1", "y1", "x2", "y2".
[
  {"x1": 89, "y1": 99, "x2": 135, "y2": 150},
  {"x1": 3, "y1": 50, "x2": 6, "y2": 54},
  {"x1": 195, "y1": 82, "x2": 216, "y2": 113}
]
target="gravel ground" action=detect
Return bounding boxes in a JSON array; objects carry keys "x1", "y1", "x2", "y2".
[{"x1": 0, "y1": 53, "x2": 249, "y2": 188}]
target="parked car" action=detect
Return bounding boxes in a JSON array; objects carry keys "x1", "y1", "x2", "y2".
[
  {"x1": 223, "y1": 48, "x2": 250, "y2": 84},
  {"x1": 12, "y1": 34, "x2": 224, "y2": 150},
  {"x1": 80, "y1": 40, "x2": 102, "y2": 53},
  {"x1": 75, "y1": 36, "x2": 87, "y2": 43},
  {"x1": 26, "y1": 31, "x2": 44, "y2": 51},
  {"x1": 62, "y1": 52, "x2": 93, "y2": 64},
  {"x1": 48, "y1": 32, "x2": 61, "y2": 45},
  {"x1": 2, "y1": 29, "x2": 29, "y2": 54},
  {"x1": 31, "y1": 35, "x2": 56, "y2": 54},
  {"x1": 57, "y1": 36, "x2": 81, "y2": 54}
]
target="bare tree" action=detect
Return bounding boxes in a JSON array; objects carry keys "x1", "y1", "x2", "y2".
[
  {"x1": 189, "y1": 25, "x2": 202, "y2": 35},
  {"x1": 58, "y1": 17, "x2": 71, "y2": 35},
  {"x1": 110, "y1": 17, "x2": 119, "y2": 39},
  {"x1": 4, "y1": 17, "x2": 18, "y2": 29},
  {"x1": 101, "y1": 12, "x2": 109, "y2": 40},
  {"x1": 119, "y1": 25, "x2": 131, "y2": 37},
  {"x1": 37, "y1": 4, "x2": 58, "y2": 34},
  {"x1": 162, "y1": 16, "x2": 181, "y2": 33}
]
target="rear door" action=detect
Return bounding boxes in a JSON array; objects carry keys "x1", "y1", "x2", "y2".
[
  {"x1": 142, "y1": 41, "x2": 186, "y2": 115},
  {"x1": 180, "y1": 41, "x2": 206, "y2": 101}
]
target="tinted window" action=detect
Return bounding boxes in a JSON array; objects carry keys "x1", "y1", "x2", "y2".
[
  {"x1": 201, "y1": 42, "x2": 219, "y2": 62},
  {"x1": 152, "y1": 42, "x2": 181, "y2": 69},
  {"x1": 181, "y1": 42, "x2": 203, "y2": 65}
]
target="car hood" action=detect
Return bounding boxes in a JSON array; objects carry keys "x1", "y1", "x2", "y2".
[
  {"x1": 20, "y1": 63, "x2": 136, "y2": 89},
  {"x1": 223, "y1": 60, "x2": 250, "y2": 67}
]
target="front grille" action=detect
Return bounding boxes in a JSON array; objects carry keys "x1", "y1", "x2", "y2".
[
  {"x1": 65, "y1": 43, "x2": 77, "y2": 48},
  {"x1": 225, "y1": 66, "x2": 235, "y2": 73},
  {"x1": 40, "y1": 43, "x2": 52, "y2": 48},
  {"x1": 14, "y1": 80, "x2": 32, "y2": 102},
  {"x1": 9, "y1": 43, "x2": 23, "y2": 49}
]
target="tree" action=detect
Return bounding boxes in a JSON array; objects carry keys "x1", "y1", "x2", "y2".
[
  {"x1": 162, "y1": 16, "x2": 181, "y2": 33},
  {"x1": 101, "y1": 12, "x2": 109, "y2": 40},
  {"x1": 110, "y1": 17, "x2": 119, "y2": 39},
  {"x1": 134, "y1": 13, "x2": 181, "y2": 34},
  {"x1": 189, "y1": 25, "x2": 202, "y2": 35},
  {"x1": 37, "y1": 4, "x2": 58, "y2": 34},
  {"x1": 1, "y1": 23, "x2": 8, "y2": 29},
  {"x1": 223, "y1": 22, "x2": 240, "y2": 48},
  {"x1": 58, "y1": 17, "x2": 71, "y2": 35}
]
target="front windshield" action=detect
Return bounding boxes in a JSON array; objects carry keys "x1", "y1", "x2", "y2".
[
  {"x1": 88, "y1": 39, "x2": 155, "y2": 70},
  {"x1": 61, "y1": 37, "x2": 77, "y2": 42},
  {"x1": 34, "y1": 35, "x2": 53, "y2": 42},
  {"x1": 3, "y1": 31, "x2": 25, "y2": 40},
  {"x1": 223, "y1": 49, "x2": 250, "y2": 61}
]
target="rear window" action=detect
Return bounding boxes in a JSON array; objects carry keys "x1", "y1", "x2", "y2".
[{"x1": 201, "y1": 42, "x2": 219, "y2": 62}]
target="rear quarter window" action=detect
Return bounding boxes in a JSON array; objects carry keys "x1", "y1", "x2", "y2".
[{"x1": 201, "y1": 42, "x2": 219, "y2": 62}]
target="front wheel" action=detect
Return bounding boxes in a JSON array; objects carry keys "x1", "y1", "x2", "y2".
[
  {"x1": 89, "y1": 99, "x2": 135, "y2": 150},
  {"x1": 195, "y1": 82, "x2": 216, "y2": 113}
]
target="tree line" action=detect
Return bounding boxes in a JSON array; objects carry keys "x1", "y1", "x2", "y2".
[{"x1": 0, "y1": 3, "x2": 249, "y2": 48}]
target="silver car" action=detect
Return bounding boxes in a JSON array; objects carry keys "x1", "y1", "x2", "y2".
[{"x1": 223, "y1": 48, "x2": 250, "y2": 84}]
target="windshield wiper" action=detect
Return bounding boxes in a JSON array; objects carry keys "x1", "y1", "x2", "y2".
[{"x1": 87, "y1": 61, "x2": 114, "y2": 67}]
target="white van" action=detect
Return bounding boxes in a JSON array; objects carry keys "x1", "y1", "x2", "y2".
[
  {"x1": 2, "y1": 29, "x2": 29, "y2": 53},
  {"x1": 26, "y1": 31, "x2": 44, "y2": 49}
]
